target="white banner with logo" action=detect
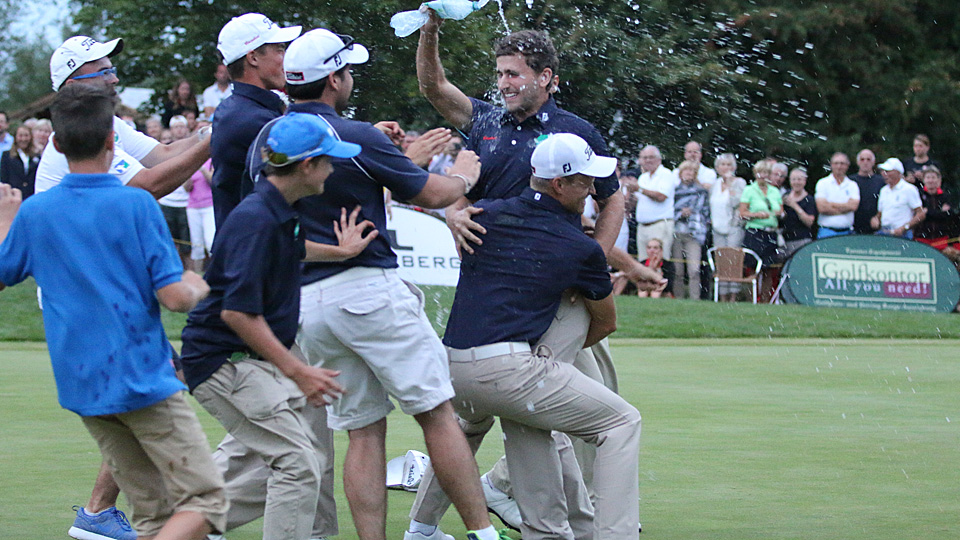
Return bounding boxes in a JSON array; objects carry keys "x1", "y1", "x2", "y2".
[{"x1": 386, "y1": 205, "x2": 461, "y2": 286}]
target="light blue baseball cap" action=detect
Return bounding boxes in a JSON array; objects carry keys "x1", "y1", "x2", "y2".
[{"x1": 264, "y1": 113, "x2": 361, "y2": 167}]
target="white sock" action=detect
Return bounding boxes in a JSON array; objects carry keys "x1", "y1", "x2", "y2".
[
  {"x1": 82, "y1": 507, "x2": 111, "y2": 516},
  {"x1": 471, "y1": 526, "x2": 499, "y2": 540},
  {"x1": 409, "y1": 520, "x2": 437, "y2": 535}
]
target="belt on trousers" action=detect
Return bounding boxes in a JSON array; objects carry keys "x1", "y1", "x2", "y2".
[
  {"x1": 309, "y1": 266, "x2": 391, "y2": 290},
  {"x1": 640, "y1": 218, "x2": 673, "y2": 226},
  {"x1": 821, "y1": 226, "x2": 852, "y2": 232},
  {"x1": 447, "y1": 342, "x2": 531, "y2": 362}
]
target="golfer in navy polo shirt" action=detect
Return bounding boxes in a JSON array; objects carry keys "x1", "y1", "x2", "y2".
[
  {"x1": 407, "y1": 133, "x2": 641, "y2": 540},
  {"x1": 180, "y1": 113, "x2": 360, "y2": 540},
  {"x1": 248, "y1": 28, "x2": 501, "y2": 540}
]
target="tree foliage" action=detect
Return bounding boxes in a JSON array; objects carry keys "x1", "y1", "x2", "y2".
[{"x1": 70, "y1": 0, "x2": 960, "y2": 182}]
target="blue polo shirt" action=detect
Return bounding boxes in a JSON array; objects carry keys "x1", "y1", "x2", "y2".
[
  {"x1": 464, "y1": 97, "x2": 618, "y2": 202},
  {"x1": 180, "y1": 179, "x2": 305, "y2": 391},
  {"x1": 210, "y1": 82, "x2": 285, "y2": 227},
  {"x1": 443, "y1": 188, "x2": 613, "y2": 349},
  {"x1": 0, "y1": 173, "x2": 184, "y2": 416},
  {"x1": 248, "y1": 101, "x2": 430, "y2": 285}
]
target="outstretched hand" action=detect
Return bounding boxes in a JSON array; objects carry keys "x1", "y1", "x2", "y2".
[
  {"x1": 405, "y1": 127, "x2": 452, "y2": 167},
  {"x1": 334, "y1": 206, "x2": 379, "y2": 260}
]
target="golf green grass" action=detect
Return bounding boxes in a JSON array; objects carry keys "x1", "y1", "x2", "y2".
[{"x1": 1, "y1": 339, "x2": 957, "y2": 539}]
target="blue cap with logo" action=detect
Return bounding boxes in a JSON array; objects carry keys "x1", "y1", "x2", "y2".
[{"x1": 263, "y1": 113, "x2": 361, "y2": 167}]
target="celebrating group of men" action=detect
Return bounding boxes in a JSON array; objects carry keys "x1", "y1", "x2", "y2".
[{"x1": 0, "y1": 8, "x2": 655, "y2": 540}]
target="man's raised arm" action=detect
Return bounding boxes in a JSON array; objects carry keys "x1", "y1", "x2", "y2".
[{"x1": 417, "y1": 11, "x2": 474, "y2": 129}]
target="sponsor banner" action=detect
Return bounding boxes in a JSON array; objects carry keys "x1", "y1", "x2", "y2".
[
  {"x1": 386, "y1": 205, "x2": 461, "y2": 286},
  {"x1": 782, "y1": 235, "x2": 960, "y2": 312}
]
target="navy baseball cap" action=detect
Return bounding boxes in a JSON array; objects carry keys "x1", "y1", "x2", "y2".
[{"x1": 263, "y1": 113, "x2": 361, "y2": 167}]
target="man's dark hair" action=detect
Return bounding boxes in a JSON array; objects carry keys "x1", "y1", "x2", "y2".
[
  {"x1": 50, "y1": 85, "x2": 114, "y2": 160},
  {"x1": 286, "y1": 66, "x2": 349, "y2": 102},
  {"x1": 224, "y1": 42, "x2": 270, "y2": 80},
  {"x1": 494, "y1": 30, "x2": 559, "y2": 75},
  {"x1": 0, "y1": 110, "x2": 7, "y2": 121}
]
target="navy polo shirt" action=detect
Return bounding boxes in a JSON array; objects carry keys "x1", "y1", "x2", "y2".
[
  {"x1": 464, "y1": 97, "x2": 618, "y2": 202},
  {"x1": 180, "y1": 179, "x2": 305, "y2": 391},
  {"x1": 443, "y1": 187, "x2": 613, "y2": 349},
  {"x1": 210, "y1": 82, "x2": 285, "y2": 227},
  {"x1": 248, "y1": 101, "x2": 430, "y2": 285}
]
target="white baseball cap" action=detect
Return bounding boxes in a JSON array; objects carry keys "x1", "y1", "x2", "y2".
[
  {"x1": 218, "y1": 13, "x2": 302, "y2": 65},
  {"x1": 284, "y1": 29, "x2": 369, "y2": 85},
  {"x1": 50, "y1": 36, "x2": 124, "y2": 91},
  {"x1": 878, "y1": 157, "x2": 905, "y2": 174},
  {"x1": 531, "y1": 133, "x2": 617, "y2": 179}
]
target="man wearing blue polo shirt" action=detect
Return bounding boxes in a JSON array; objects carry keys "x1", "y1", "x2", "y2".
[
  {"x1": 180, "y1": 113, "x2": 361, "y2": 540},
  {"x1": 257, "y1": 28, "x2": 501, "y2": 540},
  {"x1": 211, "y1": 12, "x2": 301, "y2": 227},
  {"x1": 409, "y1": 133, "x2": 641, "y2": 540}
]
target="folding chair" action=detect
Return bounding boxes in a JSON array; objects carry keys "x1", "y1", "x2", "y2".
[{"x1": 707, "y1": 246, "x2": 763, "y2": 304}]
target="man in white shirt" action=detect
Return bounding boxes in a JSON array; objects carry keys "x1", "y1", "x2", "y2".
[
  {"x1": 673, "y1": 140, "x2": 717, "y2": 189},
  {"x1": 0, "y1": 112, "x2": 12, "y2": 153},
  {"x1": 201, "y1": 64, "x2": 233, "y2": 118},
  {"x1": 634, "y1": 145, "x2": 676, "y2": 256},
  {"x1": 814, "y1": 152, "x2": 859, "y2": 238},
  {"x1": 872, "y1": 158, "x2": 923, "y2": 239}
]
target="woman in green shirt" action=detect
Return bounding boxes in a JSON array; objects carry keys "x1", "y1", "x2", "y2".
[{"x1": 739, "y1": 158, "x2": 784, "y2": 300}]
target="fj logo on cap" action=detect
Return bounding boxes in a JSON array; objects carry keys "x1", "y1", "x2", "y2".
[
  {"x1": 66, "y1": 59, "x2": 76, "y2": 69},
  {"x1": 563, "y1": 163, "x2": 572, "y2": 173}
]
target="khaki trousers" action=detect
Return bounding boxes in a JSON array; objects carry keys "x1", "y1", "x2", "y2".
[
  {"x1": 411, "y1": 345, "x2": 641, "y2": 540},
  {"x1": 194, "y1": 358, "x2": 326, "y2": 540}
]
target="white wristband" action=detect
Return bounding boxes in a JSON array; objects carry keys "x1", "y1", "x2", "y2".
[{"x1": 451, "y1": 173, "x2": 473, "y2": 194}]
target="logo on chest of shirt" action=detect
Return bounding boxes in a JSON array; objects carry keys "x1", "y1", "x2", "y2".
[{"x1": 482, "y1": 136, "x2": 497, "y2": 141}]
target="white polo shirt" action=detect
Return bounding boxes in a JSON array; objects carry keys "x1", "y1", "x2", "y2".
[
  {"x1": 636, "y1": 164, "x2": 675, "y2": 223},
  {"x1": 201, "y1": 82, "x2": 232, "y2": 114},
  {"x1": 36, "y1": 116, "x2": 159, "y2": 193},
  {"x1": 673, "y1": 163, "x2": 718, "y2": 189},
  {"x1": 877, "y1": 180, "x2": 921, "y2": 229},
  {"x1": 814, "y1": 174, "x2": 860, "y2": 229}
]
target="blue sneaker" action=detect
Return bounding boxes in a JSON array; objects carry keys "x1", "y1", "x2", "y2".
[{"x1": 68, "y1": 505, "x2": 137, "y2": 540}]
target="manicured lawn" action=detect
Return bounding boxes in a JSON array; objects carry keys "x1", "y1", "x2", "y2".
[{"x1": 2, "y1": 339, "x2": 957, "y2": 539}]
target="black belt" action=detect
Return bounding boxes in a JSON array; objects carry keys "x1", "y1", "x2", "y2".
[{"x1": 821, "y1": 226, "x2": 852, "y2": 232}]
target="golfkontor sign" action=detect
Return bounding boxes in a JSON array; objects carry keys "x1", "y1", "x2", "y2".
[{"x1": 782, "y1": 235, "x2": 960, "y2": 312}]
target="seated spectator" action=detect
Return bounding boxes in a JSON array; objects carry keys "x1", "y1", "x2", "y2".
[
  {"x1": 710, "y1": 153, "x2": 746, "y2": 302},
  {"x1": 672, "y1": 160, "x2": 710, "y2": 299},
  {"x1": 872, "y1": 158, "x2": 923, "y2": 239},
  {"x1": 161, "y1": 78, "x2": 199, "y2": 128},
  {"x1": 31, "y1": 119, "x2": 52, "y2": 155},
  {"x1": 144, "y1": 116, "x2": 163, "y2": 140},
  {"x1": 916, "y1": 165, "x2": 959, "y2": 247},
  {"x1": 781, "y1": 167, "x2": 817, "y2": 257},
  {"x1": 201, "y1": 64, "x2": 232, "y2": 118},
  {"x1": 815, "y1": 152, "x2": 858, "y2": 238},
  {"x1": 636, "y1": 238, "x2": 673, "y2": 298},
  {"x1": 184, "y1": 110, "x2": 198, "y2": 134},
  {"x1": 0, "y1": 125, "x2": 39, "y2": 199},
  {"x1": 159, "y1": 129, "x2": 174, "y2": 144},
  {"x1": 739, "y1": 158, "x2": 783, "y2": 301},
  {"x1": 903, "y1": 134, "x2": 940, "y2": 185},
  {"x1": 169, "y1": 115, "x2": 191, "y2": 141}
]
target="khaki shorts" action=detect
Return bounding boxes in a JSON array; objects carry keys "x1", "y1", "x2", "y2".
[
  {"x1": 298, "y1": 268, "x2": 455, "y2": 431},
  {"x1": 82, "y1": 392, "x2": 228, "y2": 536}
]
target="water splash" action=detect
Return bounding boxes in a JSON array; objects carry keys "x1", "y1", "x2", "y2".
[{"x1": 494, "y1": 0, "x2": 511, "y2": 33}]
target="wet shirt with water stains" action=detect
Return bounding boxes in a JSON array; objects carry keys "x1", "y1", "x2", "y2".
[
  {"x1": 443, "y1": 187, "x2": 612, "y2": 349},
  {"x1": 0, "y1": 173, "x2": 184, "y2": 416},
  {"x1": 180, "y1": 179, "x2": 305, "y2": 391},
  {"x1": 463, "y1": 96, "x2": 618, "y2": 202}
]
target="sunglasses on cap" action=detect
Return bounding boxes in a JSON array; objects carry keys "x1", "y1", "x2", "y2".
[
  {"x1": 71, "y1": 66, "x2": 118, "y2": 81},
  {"x1": 322, "y1": 34, "x2": 355, "y2": 65}
]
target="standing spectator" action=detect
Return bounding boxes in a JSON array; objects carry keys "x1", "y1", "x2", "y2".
[
  {"x1": 159, "y1": 129, "x2": 174, "y2": 144},
  {"x1": 158, "y1": 115, "x2": 192, "y2": 268},
  {"x1": 710, "y1": 153, "x2": 746, "y2": 302},
  {"x1": 673, "y1": 141, "x2": 717, "y2": 189},
  {"x1": 769, "y1": 161, "x2": 789, "y2": 194},
  {"x1": 0, "y1": 125, "x2": 39, "y2": 199},
  {"x1": 849, "y1": 148, "x2": 885, "y2": 234},
  {"x1": 161, "y1": 77, "x2": 199, "y2": 128},
  {"x1": 401, "y1": 130, "x2": 421, "y2": 152},
  {"x1": 672, "y1": 160, "x2": 710, "y2": 299},
  {"x1": 916, "y1": 165, "x2": 959, "y2": 247},
  {"x1": 0, "y1": 111, "x2": 12, "y2": 153},
  {"x1": 184, "y1": 158, "x2": 215, "y2": 272},
  {"x1": 903, "y1": 134, "x2": 940, "y2": 184},
  {"x1": 201, "y1": 64, "x2": 233, "y2": 118},
  {"x1": 144, "y1": 116, "x2": 163, "y2": 140},
  {"x1": 872, "y1": 158, "x2": 923, "y2": 239},
  {"x1": 814, "y1": 152, "x2": 859, "y2": 238},
  {"x1": 781, "y1": 167, "x2": 817, "y2": 257},
  {"x1": 31, "y1": 119, "x2": 52, "y2": 155},
  {"x1": 739, "y1": 159, "x2": 783, "y2": 301},
  {"x1": 635, "y1": 145, "x2": 675, "y2": 256}
]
